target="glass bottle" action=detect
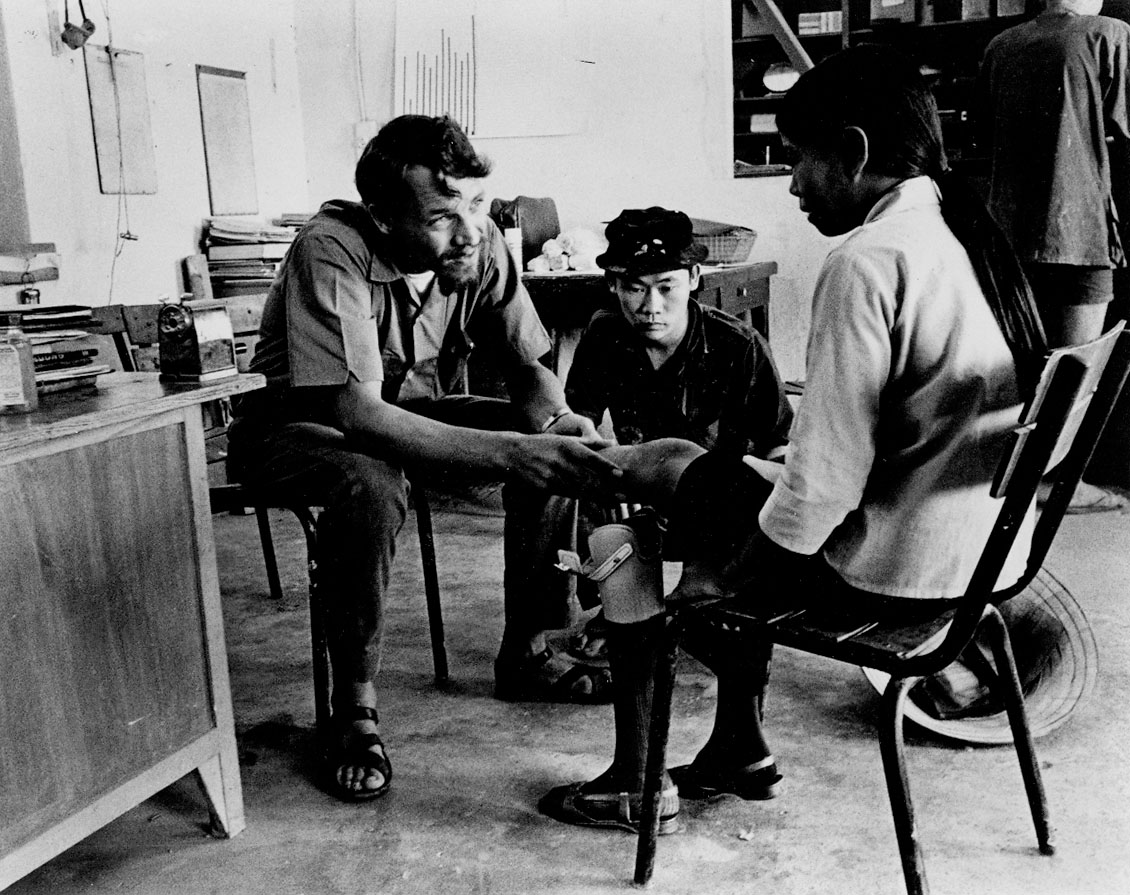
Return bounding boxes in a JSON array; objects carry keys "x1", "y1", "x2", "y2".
[{"x1": 0, "y1": 311, "x2": 39, "y2": 414}]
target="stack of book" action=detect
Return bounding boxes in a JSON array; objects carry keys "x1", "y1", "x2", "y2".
[
  {"x1": 20, "y1": 305, "x2": 114, "y2": 393},
  {"x1": 274, "y1": 212, "x2": 312, "y2": 231},
  {"x1": 205, "y1": 217, "x2": 304, "y2": 299}
]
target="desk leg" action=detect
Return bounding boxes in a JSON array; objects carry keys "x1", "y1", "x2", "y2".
[
  {"x1": 195, "y1": 750, "x2": 245, "y2": 838},
  {"x1": 185, "y1": 405, "x2": 247, "y2": 838}
]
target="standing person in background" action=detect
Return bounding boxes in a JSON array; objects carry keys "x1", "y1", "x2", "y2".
[
  {"x1": 1090, "y1": 0, "x2": 1130, "y2": 492},
  {"x1": 979, "y1": 0, "x2": 1130, "y2": 510}
]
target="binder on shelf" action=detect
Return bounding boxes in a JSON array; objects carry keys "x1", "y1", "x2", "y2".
[
  {"x1": 205, "y1": 217, "x2": 296, "y2": 244},
  {"x1": 12, "y1": 305, "x2": 96, "y2": 331},
  {"x1": 33, "y1": 348, "x2": 98, "y2": 371},
  {"x1": 211, "y1": 281, "x2": 276, "y2": 298},
  {"x1": 206, "y1": 242, "x2": 291, "y2": 261}
]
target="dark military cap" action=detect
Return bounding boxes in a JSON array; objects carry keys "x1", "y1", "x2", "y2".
[{"x1": 596, "y1": 207, "x2": 708, "y2": 275}]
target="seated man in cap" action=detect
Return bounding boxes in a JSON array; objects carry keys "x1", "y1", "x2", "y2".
[{"x1": 504, "y1": 207, "x2": 792, "y2": 677}]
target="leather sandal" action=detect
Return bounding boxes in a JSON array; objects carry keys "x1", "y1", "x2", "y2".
[
  {"x1": 493, "y1": 646, "x2": 613, "y2": 704},
  {"x1": 567, "y1": 611, "x2": 611, "y2": 666},
  {"x1": 669, "y1": 755, "x2": 781, "y2": 801},
  {"x1": 538, "y1": 781, "x2": 680, "y2": 835},
  {"x1": 329, "y1": 705, "x2": 392, "y2": 802}
]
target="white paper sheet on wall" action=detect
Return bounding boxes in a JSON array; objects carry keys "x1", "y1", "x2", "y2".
[
  {"x1": 392, "y1": 0, "x2": 593, "y2": 138},
  {"x1": 83, "y1": 46, "x2": 158, "y2": 195},
  {"x1": 196, "y1": 66, "x2": 259, "y2": 216}
]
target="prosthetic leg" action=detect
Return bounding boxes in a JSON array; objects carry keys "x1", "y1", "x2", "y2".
[{"x1": 556, "y1": 508, "x2": 666, "y2": 624}]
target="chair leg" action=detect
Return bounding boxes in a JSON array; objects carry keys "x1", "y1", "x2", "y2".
[
  {"x1": 982, "y1": 607, "x2": 1056, "y2": 855},
  {"x1": 413, "y1": 488, "x2": 449, "y2": 685},
  {"x1": 254, "y1": 506, "x2": 285, "y2": 601},
  {"x1": 293, "y1": 507, "x2": 331, "y2": 745},
  {"x1": 879, "y1": 676, "x2": 930, "y2": 895},
  {"x1": 634, "y1": 616, "x2": 680, "y2": 886}
]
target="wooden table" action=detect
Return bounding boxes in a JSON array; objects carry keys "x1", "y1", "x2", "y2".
[
  {"x1": 520, "y1": 261, "x2": 776, "y2": 380},
  {"x1": 0, "y1": 371, "x2": 263, "y2": 889}
]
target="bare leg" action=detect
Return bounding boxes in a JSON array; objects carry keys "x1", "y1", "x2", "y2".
[
  {"x1": 1038, "y1": 302, "x2": 1127, "y2": 510},
  {"x1": 1045, "y1": 303, "x2": 1108, "y2": 349},
  {"x1": 335, "y1": 680, "x2": 389, "y2": 796}
]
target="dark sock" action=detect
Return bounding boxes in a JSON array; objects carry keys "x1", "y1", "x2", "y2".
[{"x1": 682, "y1": 619, "x2": 774, "y2": 766}]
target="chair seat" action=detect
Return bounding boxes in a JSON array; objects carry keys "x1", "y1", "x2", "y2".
[{"x1": 696, "y1": 596, "x2": 960, "y2": 674}]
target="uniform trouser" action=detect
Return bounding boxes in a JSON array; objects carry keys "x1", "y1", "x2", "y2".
[
  {"x1": 226, "y1": 395, "x2": 577, "y2": 699},
  {"x1": 522, "y1": 494, "x2": 611, "y2": 612}
]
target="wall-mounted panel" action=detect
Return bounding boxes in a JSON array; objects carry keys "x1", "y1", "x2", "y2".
[{"x1": 83, "y1": 46, "x2": 158, "y2": 195}]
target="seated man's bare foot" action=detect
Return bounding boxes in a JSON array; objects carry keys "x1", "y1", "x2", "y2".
[{"x1": 330, "y1": 706, "x2": 391, "y2": 801}]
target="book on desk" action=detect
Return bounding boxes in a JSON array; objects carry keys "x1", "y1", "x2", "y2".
[{"x1": 4, "y1": 305, "x2": 114, "y2": 393}]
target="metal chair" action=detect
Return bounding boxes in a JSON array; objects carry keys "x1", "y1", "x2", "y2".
[
  {"x1": 209, "y1": 480, "x2": 449, "y2": 742},
  {"x1": 635, "y1": 324, "x2": 1130, "y2": 895}
]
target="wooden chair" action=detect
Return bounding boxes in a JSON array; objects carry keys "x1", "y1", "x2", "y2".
[
  {"x1": 634, "y1": 323, "x2": 1130, "y2": 895},
  {"x1": 209, "y1": 479, "x2": 450, "y2": 744},
  {"x1": 94, "y1": 302, "x2": 451, "y2": 746}
]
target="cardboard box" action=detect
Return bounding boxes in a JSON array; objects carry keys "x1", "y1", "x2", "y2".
[
  {"x1": 870, "y1": 0, "x2": 917, "y2": 23},
  {"x1": 797, "y1": 10, "x2": 843, "y2": 34},
  {"x1": 961, "y1": 0, "x2": 991, "y2": 20},
  {"x1": 922, "y1": 0, "x2": 960, "y2": 21},
  {"x1": 923, "y1": 0, "x2": 992, "y2": 22}
]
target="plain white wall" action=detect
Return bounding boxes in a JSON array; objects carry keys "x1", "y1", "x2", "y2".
[
  {"x1": 295, "y1": 0, "x2": 836, "y2": 379},
  {"x1": 0, "y1": 0, "x2": 309, "y2": 308},
  {"x1": 1, "y1": 0, "x2": 834, "y2": 379}
]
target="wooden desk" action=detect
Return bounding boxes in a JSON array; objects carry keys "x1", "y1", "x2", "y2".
[
  {"x1": 521, "y1": 261, "x2": 776, "y2": 380},
  {"x1": 0, "y1": 372, "x2": 264, "y2": 889}
]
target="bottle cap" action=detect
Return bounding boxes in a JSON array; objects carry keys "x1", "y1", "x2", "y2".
[{"x1": 0, "y1": 311, "x2": 24, "y2": 327}]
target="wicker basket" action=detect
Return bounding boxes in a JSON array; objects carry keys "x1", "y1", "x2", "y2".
[{"x1": 689, "y1": 218, "x2": 758, "y2": 264}]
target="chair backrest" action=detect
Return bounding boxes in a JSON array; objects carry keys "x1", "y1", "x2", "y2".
[{"x1": 913, "y1": 322, "x2": 1130, "y2": 673}]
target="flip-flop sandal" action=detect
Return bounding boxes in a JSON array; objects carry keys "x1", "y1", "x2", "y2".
[
  {"x1": 329, "y1": 705, "x2": 392, "y2": 802},
  {"x1": 538, "y1": 782, "x2": 680, "y2": 835},
  {"x1": 669, "y1": 755, "x2": 781, "y2": 801},
  {"x1": 1063, "y1": 484, "x2": 1128, "y2": 515},
  {"x1": 494, "y1": 647, "x2": 613, "y2": 704}
]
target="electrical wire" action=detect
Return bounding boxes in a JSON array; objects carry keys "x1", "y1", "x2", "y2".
[
  {"x1": 98, "y1": 0, "x2": 137, "y2": 304},
  {"x1": 353, "y1": 0, "x2": 368, "y2": 121}
]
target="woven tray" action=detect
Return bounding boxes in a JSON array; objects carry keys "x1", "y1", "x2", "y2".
[{"x1": 690, "y1": 218, "x2": 757, "y2": 264}]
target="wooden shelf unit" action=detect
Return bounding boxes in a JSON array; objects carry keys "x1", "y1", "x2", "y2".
[{"x1": 731, "y1": 0, "x2": 1033, "y2": 175}]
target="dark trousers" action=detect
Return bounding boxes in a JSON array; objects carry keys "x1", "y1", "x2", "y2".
[{"x1": 227, "y1": 395, "x2": 577, "y2": 695}]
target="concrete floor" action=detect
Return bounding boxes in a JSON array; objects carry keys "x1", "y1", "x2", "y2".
[{"x1": 7, "y1": 492, "x2": 1130, "y2": 895}]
